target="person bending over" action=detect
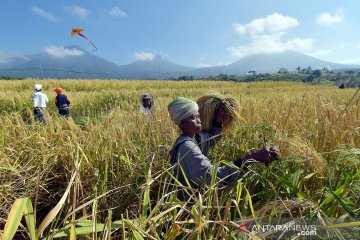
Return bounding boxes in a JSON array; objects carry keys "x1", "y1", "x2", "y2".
[{"x1": 167, "y1": 97, "x2": 279, "y2": 202}]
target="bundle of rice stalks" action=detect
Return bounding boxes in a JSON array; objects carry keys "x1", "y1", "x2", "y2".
[
  {"x1": 196, "y1": 93, "x2": 243, "y2": 131},
  {"x1": 256, "y1": 199, "x2": 315, "y2": 218},
  {"x1": 278, "y1": 136, "x2": 325, "y2": 177}
]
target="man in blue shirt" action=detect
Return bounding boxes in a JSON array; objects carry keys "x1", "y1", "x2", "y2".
[{"x1": 54, "y1": 88, "x2": 71, "y2": 118}]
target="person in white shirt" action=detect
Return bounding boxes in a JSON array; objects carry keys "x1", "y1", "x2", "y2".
[{"x1": 32, "y1": 84, "x2": 49, "y2": 122}]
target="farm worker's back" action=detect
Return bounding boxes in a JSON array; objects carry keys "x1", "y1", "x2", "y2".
[
  {"x1": 32, "y1": 84, "x2": 49, "y2": 122},
  {"x1": 54, "y1": 88, "x2": 71, "y2": 117}
]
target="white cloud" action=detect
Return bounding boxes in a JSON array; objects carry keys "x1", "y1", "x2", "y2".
[
  {"x1": 335, "y1": 58, "x2": 360, "y2": 65},
  {"x1": 198, "y1": 63, "x2": 210, "y2": 68},
  {"x1": 228, "y1": 13, "x2": 315, "y2": 59},
  {"x1": 134, "y1": 52, "x2": 156, "y2": 61},
  {"x1": 309, "y1": 49, "x2": 332, "y2": 58},
  {"x1": 0, "y1": 52, "x2": 29, "y2": 64},
  {"x1": 227, "y1": 33, "x2": 314, "y2": 59},
  {"x1": 233, "y1": 13, "x2": 298, "y2": 35},
  {"x1": 44, "y1": 46, "x2": 84, "y2": 58},
  {"x1": 316, "y1": 9, "x2": 344, "y2": 26},
  {"x1": 198, "y1": 61, "x2": 231, "y2": 67},
  {"x1": 285, "y1": 38, "x2": 314, "y2": 50},
  {"x1": 64, "y1": 5, "x2": 89, "y2": 20},
  {"x1": 107, "y1": 6, "x2": 127, "y2": 17},
  {"x1": 31, "y1": 6, "x2": 60, "y2": 22}
]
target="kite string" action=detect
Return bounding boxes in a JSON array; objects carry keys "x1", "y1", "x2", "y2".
[{"x1": 78, "y1": 33, "x2": 97, "y2": 49}]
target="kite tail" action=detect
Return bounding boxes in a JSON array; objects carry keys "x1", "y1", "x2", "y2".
[{"x1": 78, "y1": 33, "x2": 97, "y2": 49}]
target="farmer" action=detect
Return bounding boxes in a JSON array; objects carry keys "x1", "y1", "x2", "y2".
[
  {"x1": 32, "y1": 84, "x2": 49, "y2": 123},
  {"x1": 140, "y1": 93, "x2": 154, "y2": 113},
  {"x1": 167, "y1": 97, "x2": 279, "y2": 201},
  {"x1": 54, "y1": 88, "x2": 71, "y2": 118}
]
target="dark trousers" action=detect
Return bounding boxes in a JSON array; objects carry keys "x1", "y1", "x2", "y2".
[
  {"x1": 34, "y1": 107, "x2": 47, "y2": 123},
  {"x1": 58, "y1": 108, "x2": 70, "y2": 118}
]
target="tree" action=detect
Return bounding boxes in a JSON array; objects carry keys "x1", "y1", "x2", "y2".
[
  {"x1": 305, "y1": 66, "x2": 312, "y2": 74},
  {"x1": 321, "y1": 67, "x2": 329, "y2": 73},
  {"x1": 312, "y1": 70, "x2": 321, "y2": 78},
  {"x1": 345, "y1": 70, "x2": 354, "y2": 75},
  {"x1": 246, "y1": 70, "x2": 256, "y2": 75},
  {"x1": 229, "y1": 75, "x2": 237, "y2": 81},
  {"x1": 217, "y1": 74, "x2": 228, "y2": 80},
  {"x1": 335, "y1": 72, "x2": 342, "y2": 81},
  {"x1": 178, "y1": 75, "x2": 194, "y2": 81},
  {"x1": 304, "y1": 75, "x2": 314, "y2": 83},
  {"x1": 278, "y1": 67, "x2": 288, "y2": 74}
]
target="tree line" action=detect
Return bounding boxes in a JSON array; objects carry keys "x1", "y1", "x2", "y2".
[{"x1": 176, "y1": 66, "x2": 360, "y2": 88}]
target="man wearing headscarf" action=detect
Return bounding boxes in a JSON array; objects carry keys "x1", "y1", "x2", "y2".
[
  {"x1": 32, "y1": 84, "x2": 49, "y2": 123},
  {"x1": 54, "y1": 88, "x2": 71, "y2": 118},
  {"x1": 140, "y1": 93, "x2": 154, "y2": 114},
  {"x1": 167, "y1": 97, "x2": 279, "y2": 202}
]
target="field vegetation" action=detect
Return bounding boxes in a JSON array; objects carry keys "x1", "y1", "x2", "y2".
[{"x1": 0, "y1": 79, "x2": 359, "y2": 239}]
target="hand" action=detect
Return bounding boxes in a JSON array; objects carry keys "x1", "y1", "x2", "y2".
[{"x1": 243, "y1": 147, "x2": 279, "y2": 166}]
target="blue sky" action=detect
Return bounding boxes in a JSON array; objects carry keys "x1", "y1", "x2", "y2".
[{"x1": 1, "y1": 0, "x2": 360, "y2": 67}]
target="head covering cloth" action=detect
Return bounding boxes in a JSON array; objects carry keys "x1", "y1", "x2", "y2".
[
  {"x1": 141, "y1": 93, "x2": 152, "y2": 101},
  {"x1": 54, "y1": 88, "x2": 64, "y2": 95},
  {"x1": 34, "y1": 84, "x2": 42, "y2": 91},
  {"x1": 168, "y1": 97, "x2": 199, "y2": 125},
  {"x1": 140, "y1": 93, "x2": 154, "y2": 109}
]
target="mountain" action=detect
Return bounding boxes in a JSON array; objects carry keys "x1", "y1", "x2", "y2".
[
  {"x1": 118, "y1": 56, "x2": 195, "y2": 79},
  {"x1": 0, "y1": 46, "x2": 194, "y2": 79},
  {"x1": 0, "y1": 46, "x2": 121, "y2": 79},
  {"x1": 0, "y1": 56, "x2": 29, "y2": 69},
  {"x1": 1, "y1": 48, "x2": 359, "y2": 79},
  {"x1": 189, "y1": 51, "x2": 359, "y2": 77},
  {"x1": 225, "y1": 51, "x2": 358, "y2": 73}
]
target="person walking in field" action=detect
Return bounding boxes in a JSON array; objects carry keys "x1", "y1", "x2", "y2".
[
  {"x1": 32, "y1": 84, "x2": 49, "y2": 123},
  {"x1": 54, "y1": 88, "x2": 71, "y2": 118},
  {"x1": 140, "y1": 93, "x2": 154, "y2": 114},
  {"x1": 167, "y1": 96, "x2": 279, "y2": 202}
]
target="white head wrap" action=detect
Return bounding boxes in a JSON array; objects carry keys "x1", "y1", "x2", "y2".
[
  {"x1": 140, "y1": 93, "x2": 152, "y2": 101},
  {"x1": 168, "y1": 97, "x2": 199, "y2": 125},
  {"x1": 34, "y1": 84, "x2": 42, "y2": 91}
]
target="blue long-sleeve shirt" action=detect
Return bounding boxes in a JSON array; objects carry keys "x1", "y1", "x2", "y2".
[{"x1": 55, "y1": 94, "x2": 70, "y2": 109}]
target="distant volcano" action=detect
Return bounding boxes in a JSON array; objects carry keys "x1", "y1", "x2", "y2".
[{"x1": 0, "y1": 47, "x2": 358, "y2": 79}]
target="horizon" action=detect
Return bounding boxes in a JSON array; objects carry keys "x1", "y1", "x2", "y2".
[{"x1": 2, "y1": 1, "x2": 360, "y2": 67}]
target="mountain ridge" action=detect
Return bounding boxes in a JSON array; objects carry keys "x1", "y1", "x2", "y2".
[{"x1": 0, "y1": 46, "x2": 359, "y2": 79}]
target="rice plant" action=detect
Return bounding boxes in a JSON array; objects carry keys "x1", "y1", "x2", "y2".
[{"x1": 0, "y1": 79, "x2": 359, "y2": 239}]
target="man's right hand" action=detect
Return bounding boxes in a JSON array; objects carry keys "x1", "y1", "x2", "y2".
[{"x1": 243, "y1": 147, "x2": 280, "y2": 166}]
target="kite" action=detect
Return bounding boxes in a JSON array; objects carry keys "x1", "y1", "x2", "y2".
[{"x1": 71, "y1": 28, "x2": 97, "y2": 50}]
